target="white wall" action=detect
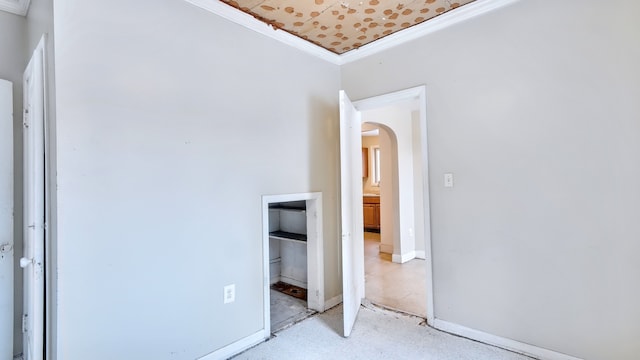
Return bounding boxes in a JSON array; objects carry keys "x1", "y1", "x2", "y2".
[
  {"x1": 411, "y1": 111, "x2": 425, "y2": 257},
  {"x1": 52, "y1": 0, "x2": 340, "y2": 359},
  {"x1": 0, "y1": 10, "x2": 26, "y2": 357},
  {"x1": 342, "y1": 0, "x2": 640, "y2": 359},
  {"x1": 379, "y1": 127, "x2": 394, "y2": 255}
]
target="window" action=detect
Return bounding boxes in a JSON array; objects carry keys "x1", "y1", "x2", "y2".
[{"x1": 372, "y1": 146, "x2": 381, "y2": 186}]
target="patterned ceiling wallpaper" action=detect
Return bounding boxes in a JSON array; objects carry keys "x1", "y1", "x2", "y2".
[{"x1": 221, "y1": 0, "x2": 476, "y2": 54}]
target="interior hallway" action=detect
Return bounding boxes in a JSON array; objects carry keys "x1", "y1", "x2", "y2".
[{"x1": 364, "y1": 231, "x2": 427, "y2": 317}]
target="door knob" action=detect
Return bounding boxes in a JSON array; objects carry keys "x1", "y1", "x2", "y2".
[{"x1": 20, "y1": 257, "x2": 33, "y2": 268}]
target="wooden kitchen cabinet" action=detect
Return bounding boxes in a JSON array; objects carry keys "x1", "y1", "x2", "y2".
[
  {"x1": 363, "y1": 196, "x2": 380, "y2": 231},
  {"x1": 362, "y1": 147, "x2": 368, "y2": 177},
  {"x1": 363, "y1": 204, "x2": 378, "y2": 229}
]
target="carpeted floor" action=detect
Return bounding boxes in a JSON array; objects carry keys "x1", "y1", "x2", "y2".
[{"x1": 233, "y1": 302, "x2": 533, "y2": 360}]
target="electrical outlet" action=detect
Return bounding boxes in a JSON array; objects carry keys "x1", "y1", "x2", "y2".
[{"x1": 224, "y1": 284, "x2": 235, "y2": 304}]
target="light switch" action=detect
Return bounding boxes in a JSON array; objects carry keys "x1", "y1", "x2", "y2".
[
  {"x1": 444, "y1": 173, "x2": 454, "y2": 188},
  {"x1": 224, "y1": 284, "x2": 236, "y2": 304}
]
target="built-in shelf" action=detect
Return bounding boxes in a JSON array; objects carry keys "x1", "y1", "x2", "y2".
[
  {"x1": 269, "y1": 206, "x2": 306, "y2": 213},
  {"x1": 268, "y1": 201, "x2": 309, "y2": 288},
  {"x1": 269, "y1": 231, "x2": 307, "y2": 244}
]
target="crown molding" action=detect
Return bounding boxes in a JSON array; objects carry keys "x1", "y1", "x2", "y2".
[
  {"x1": 0, "y1": 0, "x2": 30, "y2": 16},
  {"x1": 185, "y1": 0, "x2": 519, "y2": 66},
  {"x1": 339, "y1": 0, "x2": 520, "y2": 64},
  {"x1": 184, "y1": 0, "x2": 342, "y2": 65}
]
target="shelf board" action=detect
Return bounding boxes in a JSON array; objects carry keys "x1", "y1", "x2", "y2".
[
  {"x1": 269, "y1": 231, "x2": 307, "y2": 244},
  {"x1": 269, "y1": 206, "x2": 306, "y2": 213}
]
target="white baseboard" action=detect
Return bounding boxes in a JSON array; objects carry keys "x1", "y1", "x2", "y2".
[
  {"x1": 197, "y1": 330, "x2": 266, "y2": 360},
  {"x1": 392, "y1": 251, "x2": 415, "y2": 264},
  {"x1": 433, "y1": 319, "x2": 583, "y2": 360},
  {"x1": 379, "y1": 243, "x2": 393, "y2": 254},
  {"x1": 415, "y1": 250, "x2": 426, "y2": 259},
  {"x1": 279, "y1": 276, "x2": 307, "y2": 289},
  {"x1": 324, "y1": 295, "x2": 343, "y2": 311}
]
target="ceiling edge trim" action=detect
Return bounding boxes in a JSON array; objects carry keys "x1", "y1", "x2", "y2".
[
  {"x1": 184, "y1": 0, "x2": 519, "y2": 66},
  {"x1": 184, "y1": 0, "x2": 343, "y2": 65},
  {"x1": 0, "y1": 0, "x2": 30, "y2": 16},
  {"x1": 339, "y1": 0, "x2": 521, "y2": 64}
]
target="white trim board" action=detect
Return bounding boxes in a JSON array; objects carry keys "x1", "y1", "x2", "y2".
[
  {"x1": 183, "y1": 0, "x2": 520, "y2": 65},
  {"x1": 0, "y1": 0, "x2": 30, "y2": 16},
  {"x1": 196, "y1": 330, "x2": 264, "y2": 360},
  {"x1": 184, "y1": 0, "x2": 341, "y2": 64},
  {"x1": 324, "y1": 295, "x2": 343, "y2": 311},
  {"x1": 433, "y1": 319, "x2": 584, "y2": 360},
  {"x1": 392, "y1": 251, "x2": 416, "y2": 264}
]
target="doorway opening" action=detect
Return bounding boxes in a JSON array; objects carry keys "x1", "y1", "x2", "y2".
[
  {"x1": 339, "y1": 86, "x2": 433, "y2": 337},
  {"x1": 361, "y1": 120, "x2": 428, "y2": 318},
  {"x1": 261, "y1": 192, "x2": 324, "y2": 337}
]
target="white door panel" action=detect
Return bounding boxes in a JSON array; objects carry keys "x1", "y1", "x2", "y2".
[
  {"x1": 339, "y1": 90, "x2": 364, "y2": 337},
  {"x1": 23, "y1": 40, "x2": 46, "y2": 360}
]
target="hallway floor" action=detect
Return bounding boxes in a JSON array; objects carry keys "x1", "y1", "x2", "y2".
[{"x1": 364, "y1": 232, "x2": 427, "y2": 317}]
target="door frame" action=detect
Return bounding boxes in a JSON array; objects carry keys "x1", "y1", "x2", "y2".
[
  {"x1": 261, "y1": 192, "x2": 324, "y2": 338},
  {"x1": 348, "y1": 85, "x2": 434, "y2": 325}
]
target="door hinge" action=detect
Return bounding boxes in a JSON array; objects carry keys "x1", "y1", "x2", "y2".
[
  {"x1": 22, "y1": 313, "x2": 28, "y2": 333},
  {"x1": 23, "y1": 108, "x2": 29, "y2": 128}
]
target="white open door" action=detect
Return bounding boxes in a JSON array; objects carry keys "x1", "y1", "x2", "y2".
[
  {"x1": 21, "y1": 39, "x2": 46, "y2": 360},
  {"x1": 339, "y1": 90, "x2": 365, "y2": 337},
  {"x1": 0, "y1": 80, "x2": 14, "y2": 360}
]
